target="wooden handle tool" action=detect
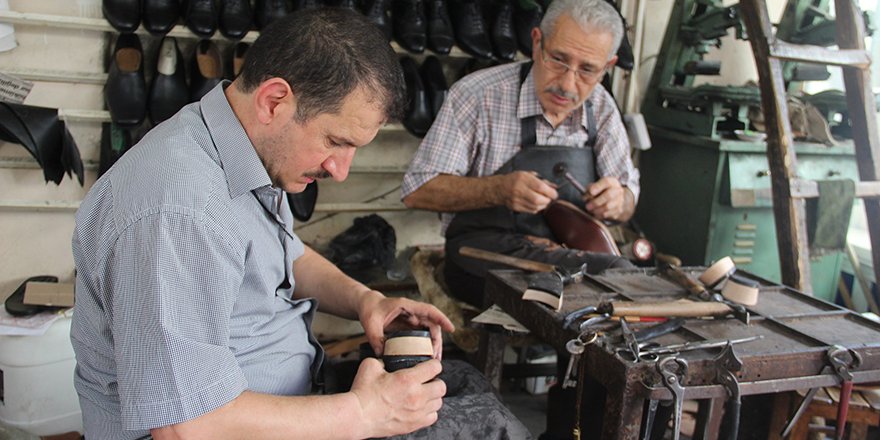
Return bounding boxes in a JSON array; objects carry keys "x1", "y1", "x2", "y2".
[
  {"x1": 599, "y1": 299, "x2": 732, "y2": 318},
  {"x1": 459, "y1": 246, "x2": 557, "y2": 272}
]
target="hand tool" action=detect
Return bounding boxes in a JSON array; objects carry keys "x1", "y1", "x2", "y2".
[
  {"x1": 662, "y1": 264, "x2": 750, "y2": 324},
  {"x1": 619, "y1": 318, "x2": 642, "y2": 362},
  {"x1": 780, "y1": 345, "x2": 862, "y2": 438},
  {"x1": 598, "y1": 298, "x2": 732, "y2": 318},
  {"x1": 459, "y1": 246, "x2": 558, "y2": 272},
  {"x1": 641, "y1": 335, "x2": 763, "y2": 356},
  {"x1": 657, "y1": 357, "x2": 688, "y2": 440},
  {"x1": 615, "y1": 318, "x2": 686, "y2": 363},
  {"x1": 562, "y1": 305, "x2": 597, "y2": 330},
  {"x1": 714, "y1": 343, "x2": 743, "y2": 440}
]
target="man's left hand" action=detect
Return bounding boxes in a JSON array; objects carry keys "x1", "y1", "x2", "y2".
[
  {"x1": 585, "y1": 176, "x2": 634, "y2": 222},
  {"x1": 358, "y1": 293, "x2": 455, "y2": 360}
]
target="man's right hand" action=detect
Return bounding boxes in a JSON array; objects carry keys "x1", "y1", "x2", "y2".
[
  {"x1": 498, "y1": 171, "x2": 558, "y2": 214},
  {"x1": 350, "y1": 358, "x2": 446, "y2": 438}
]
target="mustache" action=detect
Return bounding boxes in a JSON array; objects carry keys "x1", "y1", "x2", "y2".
[
  {"x1": 304, "y1": 170, "x2": 331, "y2": 180},
  {"x1": 544, "y1": 86, "x2": 578, "y2": 101}
]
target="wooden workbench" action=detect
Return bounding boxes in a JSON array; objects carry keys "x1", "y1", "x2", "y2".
[{"x1": 483, "y1": 268, "x2": 880, "y2": 440}]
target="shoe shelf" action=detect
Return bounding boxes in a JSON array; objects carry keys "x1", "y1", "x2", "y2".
[
  {"x1": 0, "y1": 199, "x2": 407, "y2": 213},
  {"x1": 0, "y1": 67, "x2": 108, "y2": 85},
  {"x1": 0, "y1": 10, "x2": 474, "y2": 58}
]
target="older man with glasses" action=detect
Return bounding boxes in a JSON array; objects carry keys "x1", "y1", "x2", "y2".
[{"x1": 402, "y1": 0, "x2": 640, "y2": 310}]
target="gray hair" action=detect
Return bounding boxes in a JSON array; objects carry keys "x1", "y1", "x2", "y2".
[{"x1": 539, "y1": 0, "x2": 624, "y2": 60}]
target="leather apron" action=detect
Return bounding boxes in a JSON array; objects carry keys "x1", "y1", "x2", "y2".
[{"x1": 445, "y1": 62, "x2": 598, "y2": 242}]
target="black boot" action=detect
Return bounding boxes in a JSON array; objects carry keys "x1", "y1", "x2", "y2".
[
  {"x1": 255, "y1": 0, "x2": 289, "y2": 29},
  {"x1": 363, "y1": 0, "x2": 392, "y2": 40},
  {"x1": 189, "y1": 39, "x2": 224, "y2": 102},
  {"x1": 220, "y1": 0, "x2": 253, "y2": 39},
  {"x1": 449, "y1": 0, "x2": 493, "y2": 59},
  {"x1": 184, "y1": 0, "x2": 218, "y2": 37},
  {"x1": 105, "y1": 33, "x2": 147, "y2": 128},
  {"x1": 490, "y1": 0, "x2": 517, "y2": 61},
  {"x1": 393, "y1": 0, "x2": 427, "y2": 53},
  {"x1": 149, "y1": 37, "x2": 188, "y2": 125},
  {"x1": 425, "y1": 0, "x2": 454, "y2": 55},
  {"x1": 513, "y1": 0, "x2": 542, "y2": 56},
  {"x1": 143, "y1": 0, "x2": 180, "y2": 34},
  {"x1": 103, "y1": 0, "x2": 142, "y2": 33},
  {"x1": 400, "y1": 56, "x2": 432, "y2": 137},
  {"x1": 419, "y1": 55, "x2": 448, "y2": 121}
]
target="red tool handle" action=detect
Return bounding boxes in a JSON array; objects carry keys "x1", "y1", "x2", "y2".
[{"x1": 836, "y1": 380, "x2": 853, "y2": 440}]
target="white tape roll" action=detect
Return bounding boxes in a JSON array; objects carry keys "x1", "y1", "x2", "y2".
[
  {"x1": 700, "y1": 256, "x2": 736, "y2": 288},
  {"x1": 721, "y1": 275, "x2": 760, "y2": 306}
]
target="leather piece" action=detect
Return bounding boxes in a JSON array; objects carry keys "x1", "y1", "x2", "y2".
[
  {"x1": 543, "y1": 200, "x2": 621, "y2": 256},
  {"x1": 103, "y1": 0, "x2": 141, "y2": 33},
  {"x1": 189, "y1": 39, "x2": 224, "y2": 102},
  {"x1": 220, "y1": 0, "x2": 253, "y2": 39},
  {"x1": 425, "y1": 0, "x2": 453, "y2": 55},
  {"x1": 185, "y1": 0, "x2": 218, "y2": 37},
  {"x1": 287, "y1": 181, "x2": 318, "y2": 222},
  {"x1": 400, "y1": 56, "x2": 432, "y2": 137},
  {"x1": 149, "y1": 37, "x2": 188, "y2": 124},
  {"x1": 393, "y1": 0, "x2": 427, "y2": 53},
  {"x1": 255, "y1": 0, "x2": 289, "y2": 29},
  {"x1": 105, "y1": 33, "x2": 147, "y2": 128},
  {"x1": 419, "y1": 55, "x2": 447, "y2": 120},
  {"x1": 143, "y1": 0, "x2": 181, "y2": 34},
  {"x1": 0, "y1": 102, "x2": 84, "y2": 185},
  {"x1": 449, "y1": 0, "x2": 494, "y2": 59}
]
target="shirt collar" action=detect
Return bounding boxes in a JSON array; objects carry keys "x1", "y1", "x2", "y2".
[
  {"x1": 201, "y1": 81, "x2": 273, "y2": 199},
  {"x1": 516, "y1": 63, "x2": 590, "y2": 130}
]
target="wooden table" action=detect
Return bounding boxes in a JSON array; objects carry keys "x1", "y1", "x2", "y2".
[{"x1": 482, "y1": 268, "x2": 880, "y2": 440}]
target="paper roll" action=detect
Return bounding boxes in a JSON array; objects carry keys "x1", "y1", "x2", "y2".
[
  {"x1": 700, "y1": 256, "x2": 736, "y2": 288},
  {"x1": 721, "y1": 274, "x2": 760, "y2": 306}
]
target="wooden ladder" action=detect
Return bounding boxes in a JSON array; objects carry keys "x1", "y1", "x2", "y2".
[{"x1": 739, "y1": 0, "x2": 880, "y2": 296}]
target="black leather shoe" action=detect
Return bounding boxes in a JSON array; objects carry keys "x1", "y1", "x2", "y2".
[
  {"x1": 490, "y1": 0, "x2": 517, "y2": 61},
  {"x1": 105, "y1": 33, "x2": 147, "y2": 128},
  {"x1": 190, "y1": 39, "x2": 224, "y2": 102},
  {"x1": 514, "y1": 0, "x2": 542, "y2": 56},
  {"x1": 220, "y1": 0, "x2": 253, "y2": 39},
  {"x1": 616, "y1": 27, "x2": 634, "y2": 71},
  {"x1": 449, "y1": 0, "x2": 493, "y2": 59},
  {"x1": 149, "y1": 37, "x2": 188, "y2": 124},
  {"x1": 400, "y1": 56, "x2": 432, "y2": 137},
  {"x1": 363, "y1": 0, "x2": 391, "y2": 40},
  {"x1": 104, "y1": 0, "x2": 141, "y2": 33},
  {"x1": 288, "y1": 181, "x2": 318, "y2": 222},
  {"x1": 185, "y1": 0, "x2": 218, "y2": 37},
  {"x1": 292, "y1": 0, "x2": 322, "y2": 11},
  {"x1": 419, "y1": 55, "x2": 447, "y2": 121},
  {"x1": 393, "y1": 0, "x2": 427, "y2": 54},
  {"x1": 228, "y1": 41, "x2": 249, "y2": 79},
  {"x1": 425, "y1": 0, "x2": 454, "y2": 55},
  {"x1": 255, "y1": 0, "x2": 289, "y2": 29},
  {"x1": 143, "y1": 0, "x2": 180, "y2": 34}
]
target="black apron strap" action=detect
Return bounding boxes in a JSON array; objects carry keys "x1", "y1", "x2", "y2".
[
  {"x1": 519, "y1": 62, "x2": 537, "y2": 147},
  {"x1": 584, "y1": 101, "x2": 597, "y2": 148}
]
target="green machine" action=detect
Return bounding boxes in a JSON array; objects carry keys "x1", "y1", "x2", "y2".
[{"x1": 636, "y1": 0, "x2": 864, "y2": 299}]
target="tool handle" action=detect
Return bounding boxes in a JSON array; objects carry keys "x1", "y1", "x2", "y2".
[
  {"x1": 664, "y1": 265, "x2": 708, "y2": 297},
  {"x1": 601, "y1": 299, "x2": 731, "y2": 317},
  {"x1": 459, "y1": 246, "x2": 557, "y2": 272},
  {"x1": 720, "y1": 399, "x2": 740, "y2": 440}
]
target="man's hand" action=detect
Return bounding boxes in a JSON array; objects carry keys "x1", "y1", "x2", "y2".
[
  {"x1": 498, "y1": 171, "x2": 558, "y2": 214},
  {"x1": 357, "y1": 293, "x2": 455, "y2": 359},
  {"x1": 584, "y1": 176, "x2": 634, "y2": 222},
  {"x1": 350, "y1": 358, "x2": 446, "y2": 438}
]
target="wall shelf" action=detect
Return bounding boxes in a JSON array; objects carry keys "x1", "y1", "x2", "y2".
[
  {"x1": 0, "y1": 10, "x2": 473, "y2": 58},
  {"x1": 0, "y1": 68, "x2": 108, "y2": 85}
]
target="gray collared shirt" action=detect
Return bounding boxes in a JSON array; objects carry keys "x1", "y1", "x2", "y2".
[
  {"x1": 401, "y1": 61, "x2": 640, "y2": 234},
  {"x1": 71, "y1": 83, "x2": 322, "y2": 439}
]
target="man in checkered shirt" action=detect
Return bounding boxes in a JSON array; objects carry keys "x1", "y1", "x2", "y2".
[{"x1": 402, "y1": 0, "x2": 641, "y2": 308}]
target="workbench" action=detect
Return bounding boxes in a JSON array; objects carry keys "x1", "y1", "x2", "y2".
[{"x1": 483, "y1": 267, "x2": 880, "y2": 439}]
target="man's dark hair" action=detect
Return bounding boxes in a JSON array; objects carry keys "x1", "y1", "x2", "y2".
[{"x1": 238, "y1": 8, "x2": 406, "y2": 123}]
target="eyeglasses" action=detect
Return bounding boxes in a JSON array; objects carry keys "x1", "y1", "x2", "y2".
[{"x1": 539, "y1": 41, "x2": 606, "y2": 84}]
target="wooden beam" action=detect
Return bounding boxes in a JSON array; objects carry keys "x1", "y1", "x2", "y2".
[
  {"x1": 789, "y1": 179, "x2": 880, "y2": 198},
  {"x1": 770, "y1": 41, "x2": 870, "y2": 69}
]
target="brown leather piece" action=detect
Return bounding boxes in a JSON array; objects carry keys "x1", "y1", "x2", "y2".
[{"x1": 543, "y1": 200, "x2": 621, "y2": 256}]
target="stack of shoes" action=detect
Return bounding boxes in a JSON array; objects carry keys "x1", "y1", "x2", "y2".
[
  {"x1": 513, "y1": 0, "x2": 543, "y2": 56},
  {"x1": 148, "y1": 37, "x2": 188, "y2": 125},
  {"x1": 399, "y1": 56, "x2": 432, "y2": 137},
  {"x1": 449, "y1": 0, "x2": 493, "y2": 59},
  {"x1": 105, "y1": 33, "x2": 147, "y2": 128},
  {"x1": 419, "y1": 56, "x2": 448, "y2": 124},
  {"x1": 104, "y1": 0, "x2": 255, "y2": 38},
  {"x1": 255, "y1": 0, "x2": 289, "y2": 30},
  {"x1": 190, "y1": 39, "x2": 225, "y2": 102}
]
